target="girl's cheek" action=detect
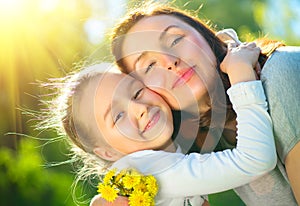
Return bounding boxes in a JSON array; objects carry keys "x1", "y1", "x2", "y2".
[{"x1": 144, "y1": 73, "x2": 165, "y2": 88}]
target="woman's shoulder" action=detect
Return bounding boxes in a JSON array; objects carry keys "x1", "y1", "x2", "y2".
[
  {"x1": 266, "y1": 46, "x2": 300, "y2": 63},
  {"x1": 275, "y1": 45, "x2": 300, "y2": 52},
  {"x1": 261, "y1": 46, "x2": 300, "y2": 79}
]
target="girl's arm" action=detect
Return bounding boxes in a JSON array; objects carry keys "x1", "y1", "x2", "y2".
[
  {"x1": 114, "y1": 80, "x2": 276, "y2": 197},
  {"x1": 112, "y1": 43, "x2": 276, "y2": 197}
]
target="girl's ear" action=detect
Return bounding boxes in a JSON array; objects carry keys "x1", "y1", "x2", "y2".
[{"x1": 93, "y1": 147, "x2": 123, "y2": 162}]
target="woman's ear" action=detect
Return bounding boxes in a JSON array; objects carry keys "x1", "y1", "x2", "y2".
[{"x1": 93, "y1": 147, "x2": 123, "y2": 162}]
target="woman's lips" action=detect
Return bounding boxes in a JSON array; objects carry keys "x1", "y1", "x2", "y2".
[
  {"x1": 143, "y1": 111, "x2": 160, "y2": 133},
  {"x1": 172, "y1": 67, "x2": 195, "y2": 89}
]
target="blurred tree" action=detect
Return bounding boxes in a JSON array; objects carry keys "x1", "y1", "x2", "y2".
[
  {"x1": 0, "y1": 139, "x2": 96, "y2": 206},
  {"x1": 0, "y1": 0, "x2": 93, "y2": 149},
  {"x1": 0, "y1": 0, "x2": 99, "y2": 205},
  {"x1": 253, "y1": 0, "x2": 300, "y2": 45},
  {"x1": 171, "y1": 0, "x2": 267, "y2": 41}
]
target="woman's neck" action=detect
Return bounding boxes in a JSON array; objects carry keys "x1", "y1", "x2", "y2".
[
  {"x1": 199, "y1": 100, "x2": 211, "y2": 115},
  {"x1": 197, "y1": 92, "x2": 211, "y2": 117}
]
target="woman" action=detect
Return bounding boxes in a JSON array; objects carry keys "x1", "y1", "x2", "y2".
[
  {"x1": 53, "y1": 43, "x2": 274, "y2": 205},
  {"x1": 110, "y1": 3, "x2": 300, "y2": 205}
]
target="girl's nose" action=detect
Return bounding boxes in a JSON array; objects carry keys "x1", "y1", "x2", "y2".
[{"x1": 130, "y1": 101, "x2": 148, "y2": 120}]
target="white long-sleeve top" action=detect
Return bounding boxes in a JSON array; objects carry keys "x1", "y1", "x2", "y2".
[{"x1": 111, "y1": 81, "x2": 277, "y2": 205}]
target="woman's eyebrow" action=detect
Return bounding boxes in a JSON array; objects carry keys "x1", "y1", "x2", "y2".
[
  {"x1": 134, "y1": 25, "x2": 179, "y2": 69},
  {"x1": 159, "y1": 25, "x2": 179, "y2": 41}
]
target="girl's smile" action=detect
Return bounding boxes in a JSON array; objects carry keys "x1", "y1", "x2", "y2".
[
  {"x1": 91, "y1": 72, "x2": 174, "y2": 154},
  {"x1": 143, "y1": 109, "x2": 160, "y2": 133}
]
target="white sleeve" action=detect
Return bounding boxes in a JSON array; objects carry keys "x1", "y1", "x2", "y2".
[{"x1": 112, "y1": 81, "x2": 276, "y2": 198}]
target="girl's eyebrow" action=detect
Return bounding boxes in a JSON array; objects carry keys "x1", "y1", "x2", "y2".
[
  {"x1": 103, "y1": 102, "x2": 111, "y2": 123},
  {"x1": 134, "y1": 51, "x2": 147, "y2": 70},
  {"x1": 103, "y1": 78, "x2": 136, "y2": 122}
]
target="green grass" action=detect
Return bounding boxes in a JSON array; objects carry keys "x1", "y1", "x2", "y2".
[{"x1": 209, "y1": 189, "x2": 246, "y2": 206}]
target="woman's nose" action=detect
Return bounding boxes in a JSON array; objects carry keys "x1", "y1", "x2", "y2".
[{"x1": 163, "y1": 54, "x2": 179, "y2": 71}]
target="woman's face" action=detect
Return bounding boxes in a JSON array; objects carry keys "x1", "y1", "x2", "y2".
[
  {"x1": 93, "y1": 73, "x2": 174, "y2": 154},
  {"x1": 120, "y1": 15, "x2": 218, "y2": 110}
]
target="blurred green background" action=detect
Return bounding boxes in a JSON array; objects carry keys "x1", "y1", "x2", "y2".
[{"x1": 0, "y1": 0, "x2": 299, "y2": 205}]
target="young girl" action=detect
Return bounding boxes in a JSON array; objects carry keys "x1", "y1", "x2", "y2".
[
  {"x1": 44, "y1": 43, "x2": 276, "y2": 205},
  {"x1": 110, "y1": 3, "x2": 299, "y2": 205}
]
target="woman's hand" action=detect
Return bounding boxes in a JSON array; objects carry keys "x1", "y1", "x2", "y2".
[
  {"x1": 220, "y1": 42, "x2": 261, "y2": 85},
  {"x1": 90, "y1": 195, "x2": 129, "y2": 206}
]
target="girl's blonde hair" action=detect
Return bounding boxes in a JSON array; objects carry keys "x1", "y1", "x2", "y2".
[{"x1": 38, "y1": 63, "x2": 118, "y2": 204}]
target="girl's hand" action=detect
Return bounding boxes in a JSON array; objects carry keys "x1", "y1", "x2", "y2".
[
  {"x1": 90, "y1": 195, "x2": 129, "y2": 206},
  {"x1": 220, "y1": 42, "x2": 261, "y2": 85}
]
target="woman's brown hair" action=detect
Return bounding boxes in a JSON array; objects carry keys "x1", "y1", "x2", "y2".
[{"x1": 111, "y1": 3, "x2": 284, "y2": 129}]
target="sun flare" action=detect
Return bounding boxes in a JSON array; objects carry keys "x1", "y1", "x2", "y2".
[{"x1": 0, "y1": 0, "x2": 92, "y2": 136}]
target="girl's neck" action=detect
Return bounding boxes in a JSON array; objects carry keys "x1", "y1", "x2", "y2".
[{"x1": 159, "y1": 139, "x2": 177, "y2": 153}]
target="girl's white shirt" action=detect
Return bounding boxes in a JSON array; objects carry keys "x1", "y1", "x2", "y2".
[{"x1": 112, "y1": 81, "x2": 276, "y2": 205}]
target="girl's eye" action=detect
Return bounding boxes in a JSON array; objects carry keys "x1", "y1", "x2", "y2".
[
  {"x1": 114, "y1": 112, "x2": 124, "y2": 124},
  {"x1": 171, "y1": 35, "x2": 184, "y2": 47},
  {"x1": 133, "y1": 88, "x2": 144, "y2": 99},
  {"x1": 145, "y1": 62, "x2": 156, "y2": 73}
]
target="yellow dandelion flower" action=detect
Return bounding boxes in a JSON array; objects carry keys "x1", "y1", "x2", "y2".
[
  {"x1": 134, "y1": 182, "x2": 148, "y2": 193},
  {"x1": 145, "y1": 176, "x2": 158, "y2": 196},
  {"x1": 97, "y1": 184, "x2": 118, "y2": 202},
  {"x1": 129, "y1": 191, "x2": 152, "y2": 206},
  {"x1": 123, "y1": 173, "x2": 141, "y2": 189},
  {"x1": 96, "y1": 169, "x2": 158, "y2": 205},
  {"x1": 103, "y1": 168, "x2": 116, "y2": 184},
  {"x1": 130, "y1": 169, "x2": 141, "y2": 176},
  {"x1": 115, "y1": 169, "x2": 127, "y2": 183}
]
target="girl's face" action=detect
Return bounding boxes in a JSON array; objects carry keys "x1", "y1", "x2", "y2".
[
  {"x1": 94, "y1": 73, "x2": 174, "y2": 154},
  {"x1": 120, "y1": 15, "x2": 218, "y2": 110}
]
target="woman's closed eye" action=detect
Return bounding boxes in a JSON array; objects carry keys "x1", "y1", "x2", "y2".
[{"x1": 170, "y1": 35, "x2": 184, "y2": 47}]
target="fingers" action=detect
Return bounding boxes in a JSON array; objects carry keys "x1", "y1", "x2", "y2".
[
  {"x1": 228, "y1": 42, "x2": 260, "y2": 51},
  {"x1": 254, "y1": 62, "x2": 261, "y2": 79},
  {"x1": 239, "y1": 42, "x2": 258, "y2": 49},
  {"x1": 242, "y1": 42, "x2": 256, "y2": 49},
  {"x1": 231, "y1": 42, "x2": 261, "y2": 58},
  {"x1": 239, "y1": 43, "x2": 262, "y2": 79},
  {"x1": 221, "y1": 41, "x2": 262, "y2": 75},
  {"x1": 227, "y1": 42, "x2": 239, "y2": 49}
]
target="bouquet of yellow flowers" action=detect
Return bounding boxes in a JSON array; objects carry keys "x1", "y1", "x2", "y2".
[{"x1": 97, "y1": 168, "x2": 158, "y2": 206}]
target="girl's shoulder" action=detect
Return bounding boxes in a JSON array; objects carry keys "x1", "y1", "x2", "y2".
[{"x1": 111, "y1": 149, "x2": 185, "y2": 175}]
